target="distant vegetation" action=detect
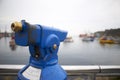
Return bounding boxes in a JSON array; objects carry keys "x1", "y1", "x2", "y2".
[{"x1": 94, "y1": 28, "x2": 120, "y2": 37}]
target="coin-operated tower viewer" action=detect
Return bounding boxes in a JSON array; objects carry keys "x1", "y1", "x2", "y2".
[{"x1": 11, "y1": 20, "x2": 67, "y2": 80}]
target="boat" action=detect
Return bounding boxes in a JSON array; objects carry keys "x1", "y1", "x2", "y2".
[
  {"x1": 100, "y1": 39, "x2": 114, "y2": 44},
  {"x1": 0, "y1": 34, "x2": 3, "y2": 39},
  {"x1": 79, "y1": 34, "x2": 87, "y2": 37},
  {"x1": 82, "y1": 36, "x2": 94, "y2": 41},
  {"x1": 9, "y1": 39, "x2": 16, "y2": 46},
  {"x1": 64, "y1": 37, "x2": 74, "y2": 43},
  {"x1": 9, "y1": 36, "x2": 17, "y2": 51},
  {"x1": 99, "y1": 36, "x2": 115, "y2": 44}
]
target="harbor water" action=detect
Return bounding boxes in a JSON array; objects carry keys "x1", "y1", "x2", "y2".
[{"x1": 0, "y1": 37, "x2": 120, "y2": 65}]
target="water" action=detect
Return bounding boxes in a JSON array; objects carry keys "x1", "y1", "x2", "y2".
[{"x1": 0, "y1": 37, "x2": 120, "y2": 65}]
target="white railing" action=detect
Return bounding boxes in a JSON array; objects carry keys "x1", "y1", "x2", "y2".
[{"x1": 0, "y1": 65, "x2": 120, "y2": 75}]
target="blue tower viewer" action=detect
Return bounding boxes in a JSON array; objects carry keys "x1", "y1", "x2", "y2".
[{"x1": 11, "y1": 20, "x2": 68, "y2": 80}]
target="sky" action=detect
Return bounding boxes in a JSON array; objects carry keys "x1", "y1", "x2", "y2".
[{"x1": 0, "y1": 0, "x2": 120, "y2": 35}]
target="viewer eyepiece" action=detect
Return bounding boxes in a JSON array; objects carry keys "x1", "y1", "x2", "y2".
[{"x1": 11, "y1": 22, "x2": 22, "y2": 32}]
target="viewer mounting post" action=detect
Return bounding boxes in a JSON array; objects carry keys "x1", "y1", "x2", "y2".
[{"x1": 11, "y1": 20, "x2": 68, "y2": 80}]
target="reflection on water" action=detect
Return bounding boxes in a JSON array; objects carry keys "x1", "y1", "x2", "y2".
[
  {"x1": 0, "y1": 37, "x2": 120, "y2": 65},
  {"x1": 9, "y1": 44, "x2": 17, "y2": 51},
  {"x1": 9, "y1": 38, "x2": 17, "y2": 51}
]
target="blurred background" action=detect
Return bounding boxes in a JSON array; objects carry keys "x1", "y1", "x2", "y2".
[{"x1": 0, "y1": 0, "x2": 120, "y2": 80}]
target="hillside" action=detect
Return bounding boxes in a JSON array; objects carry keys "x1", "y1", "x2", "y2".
[{"x1": 94, "y1": 28, "x2": 120, "y2": 37}]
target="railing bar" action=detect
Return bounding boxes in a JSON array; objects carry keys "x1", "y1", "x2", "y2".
[{"x1": 0, "y1": 65, "x2": 120, "y2": 74}]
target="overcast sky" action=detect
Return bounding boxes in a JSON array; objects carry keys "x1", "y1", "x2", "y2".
[{"x1": 0, "y1": 0, "x2": 120, "y2": 35}]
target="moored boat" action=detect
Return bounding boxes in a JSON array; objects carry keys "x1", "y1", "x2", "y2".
[
  {"x1": 99, "y1": 39, "x2": 114, "y2": 44},
  {"x1": 79, "y1": 34, "x2": 87, "y2": 37},
  {"x1": 82, "y1": 36, "x2": 95, "y2": 42},
  {"x1": 9, "y1": 36, "x2": 16, "y2": 46},
  {"x1": 99, "y1": 36, "x2": 115, "y2": 44},
  {"x1": 82, "y1": 37, "x2": 94, "y2": 41},
  {"x1": 64, "y1": 37, "x2": 74, "y2": 43}
]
